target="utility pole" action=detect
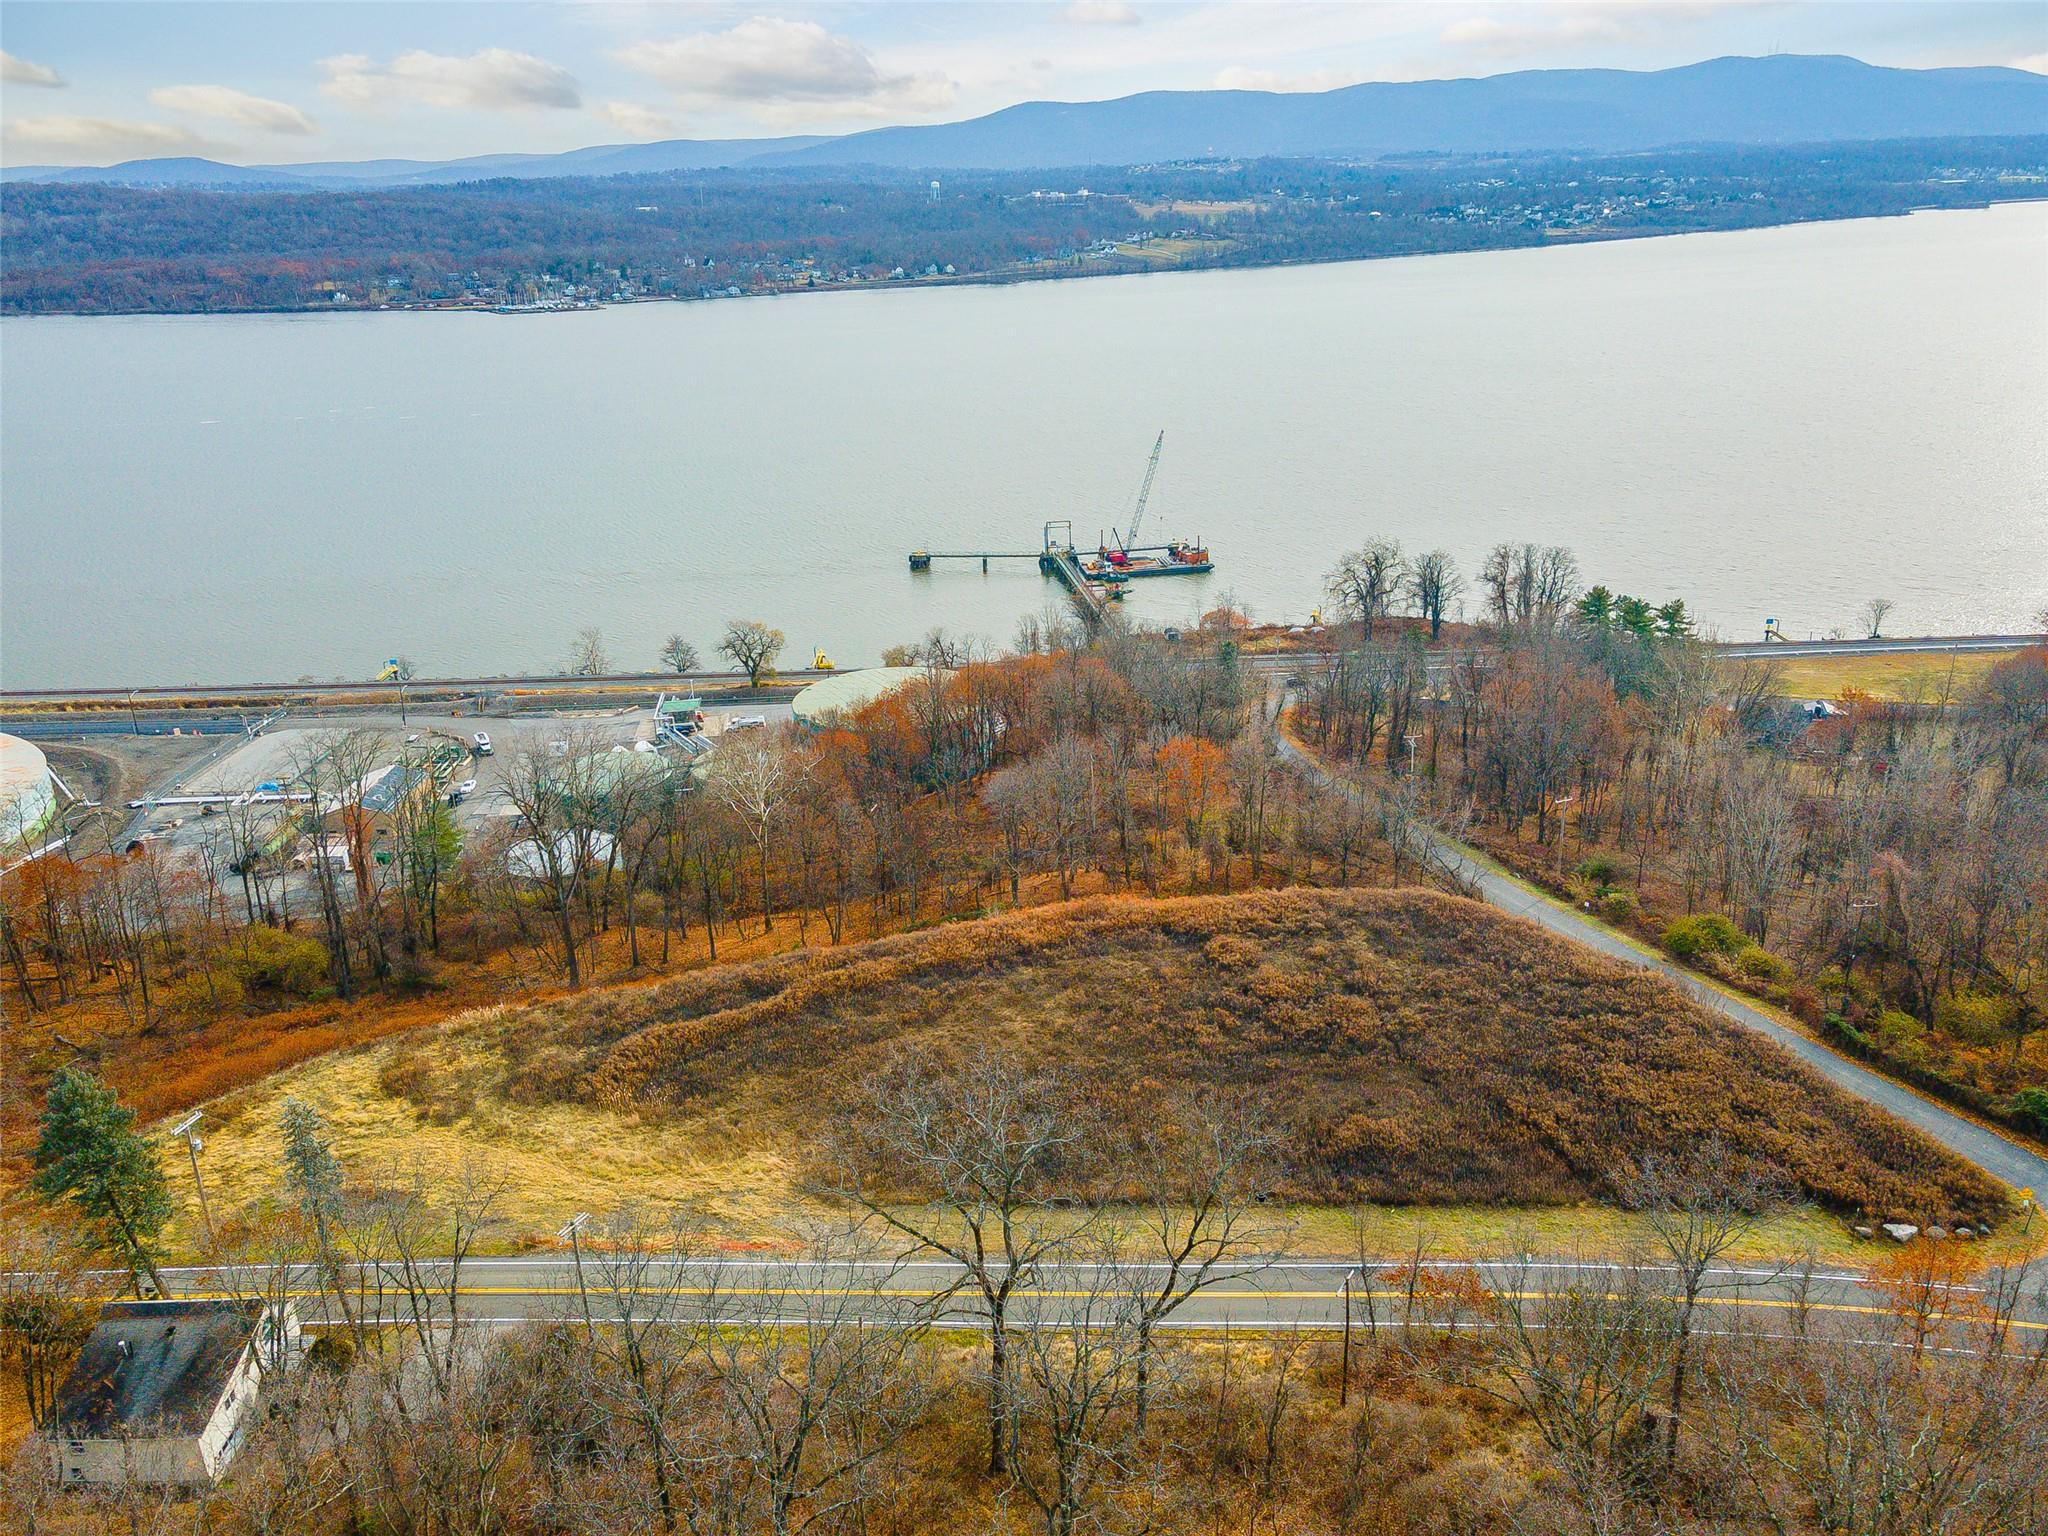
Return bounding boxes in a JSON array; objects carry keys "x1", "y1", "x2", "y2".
[
  {"x1": 559, "y1": 1213, "x2": 595, "y2": 1341},
  {"x1": 171, "y1": 1112, "x2": 213, "y2": 1245},
  {"x1": 1340, "y1": 1271, "x2": 1352, "y2": 1407}
]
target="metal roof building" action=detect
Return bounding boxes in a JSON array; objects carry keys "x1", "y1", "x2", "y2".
[
  {"x1": 0, "y1": 731, "x2": 56, "y2": 842},
  {"x1": 790, "y1": 667, "x2": 950, "y2": 730}
]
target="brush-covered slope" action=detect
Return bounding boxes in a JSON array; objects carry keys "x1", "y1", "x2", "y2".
[{"x1": 473, "y1": 889, "x2": 1997, "y2": 1220}]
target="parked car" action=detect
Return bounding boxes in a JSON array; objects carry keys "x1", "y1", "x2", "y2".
[
  {"x1": 472, "y1": 731, "x2": 494, "y2": 756},
  {"x1": 448, "y1": 778, "x2": 478, "y2": 806}
]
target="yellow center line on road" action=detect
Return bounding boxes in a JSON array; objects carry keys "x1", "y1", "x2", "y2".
[{"x1": 159, "y1": 1286, "x2": 2048, "y2": 1330}]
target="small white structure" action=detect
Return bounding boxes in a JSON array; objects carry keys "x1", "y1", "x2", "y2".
[
  {"x1": 507, "y1": 829, "x2": 616, "y2": 880},
  {"x1": 48, "y1": 1299, "x2": 300, "y2": 1488}
]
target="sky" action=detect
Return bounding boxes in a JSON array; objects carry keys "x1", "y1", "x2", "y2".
[{"x1": 3, "y1": 1, "x2": 2045, "y2": 167}]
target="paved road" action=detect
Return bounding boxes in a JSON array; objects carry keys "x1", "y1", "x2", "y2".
[
  {"x1": 147, "y1": 1256, "x2": 2048, "y2": 1338},
  {"x1": 1271, "y1": 723, "x2": 2048, "y2": 1198},
  {"x1": 8, "y1": 635, "x2": 2029, "y2": 712},
  {"x1": 1718, "y1": 634, "x2": 2038, "y2": 659},
  {"x1": 0, "y1": 668, "x2": 830, "y2": 705}
]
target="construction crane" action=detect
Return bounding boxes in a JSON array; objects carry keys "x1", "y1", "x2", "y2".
[{"x1": 1117, "y1": 430, "x2": 1165, "y2": 555}]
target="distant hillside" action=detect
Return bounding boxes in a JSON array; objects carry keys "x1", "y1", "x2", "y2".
[
  {"x1": 37, "y1": 156, "x2": 307, "y2": 188},
  {"x1": 276, "y1": 135, "x2": 836, "y2": 187},
  {"x1": 774, "y1": 55, "x2": 2048, "y2": 171},
  {"x1": 8, "y1": 54, "x2": 2043, "y2": 189},
  {"x1": 200, "y1": 889, "x2": 2004, "y2": 1226}
]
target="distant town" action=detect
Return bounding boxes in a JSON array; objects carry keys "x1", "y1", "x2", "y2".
[{"x1": 5, "y1": 136, "x2": 2043, "y2": 316}]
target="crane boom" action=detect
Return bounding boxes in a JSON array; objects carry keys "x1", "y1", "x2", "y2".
[{"x1": 1123, "y1": 430, "x2": 1165, "y2": 551}]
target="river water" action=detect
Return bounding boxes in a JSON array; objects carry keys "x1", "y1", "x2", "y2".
[{"x1": 3, "y1": 202, "x2": 2043, "y2": 688}]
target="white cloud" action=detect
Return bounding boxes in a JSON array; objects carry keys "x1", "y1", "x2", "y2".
[
  {"x1": 1441, "y1": 3, "x2": 1744, "y2": 60},
  {"x1": 2013, "y1": 53, "x2": 2048, "y2": 75},
  {"x1": 319, "y1": 48, "x2": 581, "y2": 112},
  {"x1": 1060, "y1": 2, "x2": 1141, "y2": 25},
  {"x1": 596, "y1": 100, "x2": 678, "y2": 139},
  {"x1": 1215, "y1": 65, "x2": 1371, "y2": 94},
  {"x1": 3, "y1": 115, "x2": 217, "y2": 162},
  {"x1": 615, "y1": 18, "x2": 954, "y2": 114},
  {"x1": 2, "y1": 50, "x2": 65, "y2": 87},
  {"x1": 148, "y1": 84, "x2": 316, "y2": 135}
]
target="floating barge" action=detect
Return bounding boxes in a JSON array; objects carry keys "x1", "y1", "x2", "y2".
[{"x1": 1082, "y1": 540, "x2": 1211, "y2": 579}]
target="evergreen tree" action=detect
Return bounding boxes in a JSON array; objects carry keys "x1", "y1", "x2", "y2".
[
  {"x1": 280, "y1": 1096, "x2": 343, "y2": 1222},
  {"x1": 1616, "y1": 595, "x2": 1658, "y2": 638},
  {"x1": 32, "y1": 1069, "x2": 171, "y2": 1295},
  {"x1": 280, "y1": 1096, "x2": 360, "y2": 1342}
]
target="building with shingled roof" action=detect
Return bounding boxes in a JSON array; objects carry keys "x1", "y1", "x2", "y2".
[{"x1": 47, "y1": 1299, "x2": 299, "y2": 1487}]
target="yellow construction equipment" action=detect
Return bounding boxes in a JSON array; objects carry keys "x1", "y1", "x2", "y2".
[{"x1": 812, "y1": 648, "x2": 836, "y2": 671}]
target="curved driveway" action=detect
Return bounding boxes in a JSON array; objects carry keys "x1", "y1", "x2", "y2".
[{"x1": 1272, "y1": 727, "x2": 2048, "y2": 1196}]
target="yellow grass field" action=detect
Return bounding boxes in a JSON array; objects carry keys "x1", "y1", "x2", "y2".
[
  {"x1": 1113, "y1": 237, "x2": 1231, "y2": 264},
  {"x1": 1739, "y1": 646, "x2": 2021, "y2": 703},
  {"x1": 163, "y1": 889, "x2": 2016, "y2": 1260}
]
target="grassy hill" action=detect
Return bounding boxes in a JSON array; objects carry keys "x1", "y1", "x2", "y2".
[{"x1": 192, "y1": 888, "x2": 2002, "y2": 1234}]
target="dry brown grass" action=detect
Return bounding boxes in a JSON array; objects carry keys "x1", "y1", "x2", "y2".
[
  {"x1": 1742, "y1": 647, "x2": 2015, "y2": 704},
  {"x1": 183, "y1": 889, "x2": 2006, "y2": 1241}
]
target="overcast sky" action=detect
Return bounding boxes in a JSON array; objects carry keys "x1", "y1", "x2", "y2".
[{"x1": 4, "y1": 1, "x2": 2045, "y2": 167}]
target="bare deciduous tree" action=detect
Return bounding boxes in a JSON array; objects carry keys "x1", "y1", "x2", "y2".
[
  {"x1": 719, "y1": 619, "x2": 786, "y2": 686},
  {"x1": 658, "y1": 633, "x2": 698, "y2": 674},
  {"x1": 829, "y1": 1048, "x2": 1091, "y2": 1478},
  {"x1": 1424, "y1": 1253, "x2": 1673, "y2": 1531},
  {"x1": 709, "y1": 730, "x2": 810, "y2": 934},
  {"x1": 698, "y1": 1230, "x2": 932, "y2": 1536},
  {"x1": 1705, "y1": 1314, "x2": 2048, "y2": 1536},
  {"x1": 497, "y1": 732, "x2": 610, "y2": 985},
  {"x1": 1005, "y1": 1257, "x2": 1155, "y2": 1536},
  {"x1": 570, "y1": 627, "x2": 611, "y2": 676},
  {"x1": 1407, "y1": 548, "x2": 1462, "y2": 641},
  {"x1": 1328, "y1": 540, "x2": 1406, "y2": 644},
  {"x1": 1110, "y1": 1094, "x2": 1281, "y2": 1432},
  {"x1": 1621, "y1": 1138, "x2": 1781, "y2": 1471}
]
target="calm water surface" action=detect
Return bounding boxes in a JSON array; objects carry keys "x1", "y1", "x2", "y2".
[{"x1": 4, "y1": 203, "x2": 2044, "y2": 688}]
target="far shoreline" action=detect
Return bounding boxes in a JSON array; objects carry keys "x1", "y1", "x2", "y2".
[{"x1": 4, "y1": 195, "x2": 2042, "y2": 325}]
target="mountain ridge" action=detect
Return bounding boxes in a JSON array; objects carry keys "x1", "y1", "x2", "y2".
[{"x1": 5, "y1": 54, "x2": 2043, "y2": 189}]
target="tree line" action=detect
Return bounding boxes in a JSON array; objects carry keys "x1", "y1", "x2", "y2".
[
  {"x1": 8, "y1": 136, "x2": 2041, "y2": 314},
  {"x1": 1301, "y1": 533, "x2": 2048, "y2": 1130},
  {"x1": 9, "y1": 1057, "x2": 2044, "y2": 1535}
]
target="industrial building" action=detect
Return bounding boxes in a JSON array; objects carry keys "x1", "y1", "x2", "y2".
[{"x1": 319, "y1": 761, "x2": 433, "y2": 850}]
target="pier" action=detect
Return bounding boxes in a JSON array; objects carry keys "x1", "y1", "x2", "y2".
[{"x1": 908, "y1": 522, "x2": 1118, "y2": 621}]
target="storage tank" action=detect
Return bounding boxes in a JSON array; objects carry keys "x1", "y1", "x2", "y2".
[
  {"x1": 789, "y1": 667, "x2": 950, "y2": 731},
  {"x1": 0, "y1": 733, "x2": 57, "y2": 842}
]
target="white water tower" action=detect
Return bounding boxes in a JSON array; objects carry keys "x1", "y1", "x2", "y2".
[{"x1": 929, "y1": 180, "x2": 941, "y2": 203}]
